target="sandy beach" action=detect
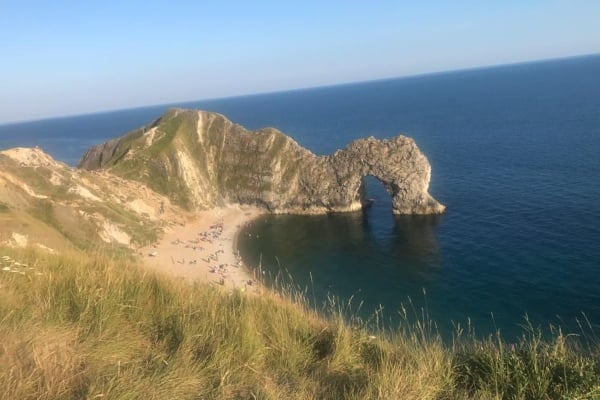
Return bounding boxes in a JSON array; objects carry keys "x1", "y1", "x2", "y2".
[{"x1": 139, "y1": 204, "x2": 264, "y2": 293}]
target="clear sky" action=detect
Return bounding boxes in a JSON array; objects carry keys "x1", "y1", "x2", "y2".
[{"x1": 1, "y1": 1, "x2": 599, "y2": 123}]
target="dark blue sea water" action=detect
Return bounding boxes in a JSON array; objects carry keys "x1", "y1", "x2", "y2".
[{"x1": 2, "y1": 55, "x2": 599, "y2": 338}]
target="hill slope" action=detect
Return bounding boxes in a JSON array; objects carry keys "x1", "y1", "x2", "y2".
[
  {"x1": 79, "y1": 109, "x2": 445, "y2": 214},
  {"x1": 0, "y1": 147, "x2": 180, "y2": 252}
]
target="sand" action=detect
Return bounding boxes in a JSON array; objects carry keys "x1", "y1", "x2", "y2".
[{"x1": 139, "y1": 204, "x2": 264, "y2": 293}]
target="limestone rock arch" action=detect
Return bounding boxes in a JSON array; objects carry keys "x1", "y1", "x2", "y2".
[
  {"x1": 324, "y1": 136, "x2": 445, "y2": 215},
  {"x1": 78, "y1": 109, "x2": 445, "y2": 215}
]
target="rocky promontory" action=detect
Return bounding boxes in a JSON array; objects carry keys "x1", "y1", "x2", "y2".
[{"x1": 79, "y1": 109, "x2": 444, "y2": 215}]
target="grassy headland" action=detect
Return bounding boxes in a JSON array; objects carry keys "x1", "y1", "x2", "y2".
[{"x1": 1, "y1": 246, "x2": 599, "y2": 399}]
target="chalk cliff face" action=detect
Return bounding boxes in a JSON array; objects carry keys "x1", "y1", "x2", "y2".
[{"x1": 78, "y1": 109, "x2": 444, "y2": 215}]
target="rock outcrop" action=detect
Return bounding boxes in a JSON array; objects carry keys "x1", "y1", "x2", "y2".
[{"x1": 78, "y1": 109, "x2": 444, "y2": 215}]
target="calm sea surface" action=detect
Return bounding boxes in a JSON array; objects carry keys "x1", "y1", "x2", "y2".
[{"x1": 2, "y1": 55, "x2": 599, "y2": 338}]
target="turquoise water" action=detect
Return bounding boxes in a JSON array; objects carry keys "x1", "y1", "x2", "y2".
[{"x1": 2, "y1": 55, "x2": 599, "y2": 338}]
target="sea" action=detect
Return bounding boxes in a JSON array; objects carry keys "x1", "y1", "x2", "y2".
[{"x1": 1, "y1": 54, "x2": 599, "y2": 339}]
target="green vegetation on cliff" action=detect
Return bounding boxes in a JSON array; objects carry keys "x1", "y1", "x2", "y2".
[
  {"x1": 1, "y1": 246, "x2": 599, "y2": 399},
  {"x1": 78, "y1": 109, "x2": 445, "y2": 214}
]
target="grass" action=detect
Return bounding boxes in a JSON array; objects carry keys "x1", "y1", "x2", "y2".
[
  {"x1": 81, "y1": 201, "x2": 160, "y2": 247},
  {"x1": 109, "y1": 113, "x2": 198, "y2": 210},
  {"x1": 1, "y1": 246, "x2": 599, "y2": 399},
  {"x1": 28, "y1": 199, "x2": 110, "y2": 251},
  {"x1": 451, "y1": 322, "x2": 600, "y2": 399}
]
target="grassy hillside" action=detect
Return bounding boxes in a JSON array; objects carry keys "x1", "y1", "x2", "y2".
[
  {"x1": 0, "y1": 148, "x2": 170, "y2": 252},
  {"x1": 77, "y1": 109, "x2": 327, "y2": 213},
  {"x1": 1, "y1": 246, "x2": 599, "y2": 399}
]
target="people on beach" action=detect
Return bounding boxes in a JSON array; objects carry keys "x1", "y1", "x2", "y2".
[{"x1": 142, "y1": 210, "x2": 259, "y2": 292}]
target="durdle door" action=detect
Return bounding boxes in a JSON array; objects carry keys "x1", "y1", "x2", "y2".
[{"x1": 78, "y1": 109, "x2": 445, "y2": 215}]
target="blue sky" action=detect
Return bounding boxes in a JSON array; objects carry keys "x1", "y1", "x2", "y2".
[{"x1": 1, "y1": 1, "x2": 599, "y2": 123}]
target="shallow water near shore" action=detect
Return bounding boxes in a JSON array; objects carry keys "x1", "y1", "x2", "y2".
[{"x1": 2, "y1": 54, "x2": 600, "y2": 339}]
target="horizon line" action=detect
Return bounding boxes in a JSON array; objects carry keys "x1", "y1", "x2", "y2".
[{"x1": 2, "y1": 51, "x2": 599, "y2": 127}]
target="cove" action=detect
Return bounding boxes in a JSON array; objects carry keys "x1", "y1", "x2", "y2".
[{"x1": 237, "y1": 176, "x2": 448, "y2": 332}]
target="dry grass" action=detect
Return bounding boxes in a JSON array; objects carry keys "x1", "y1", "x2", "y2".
[{"x1": 0, "y1": 246, "x2": 598, "y2": 399}]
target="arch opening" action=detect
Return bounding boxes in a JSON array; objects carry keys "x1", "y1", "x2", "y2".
[
  {"x1": 361, "y1": 175, "x2": 394, "y2": 213},
  {"x1": 360, "y1": 175, "x2": 396, "y2": 238}
]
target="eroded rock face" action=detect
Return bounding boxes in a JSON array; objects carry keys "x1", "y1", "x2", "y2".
[
  {"x1": 328, "y1": 136, "x2": 445, "y2": 214},
  {"x1": 78, "y1": 109, "x2": 444, "y2": 215},
  {"x1": 77, "y1": 138, "x2": 121, "y2": 170}
]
